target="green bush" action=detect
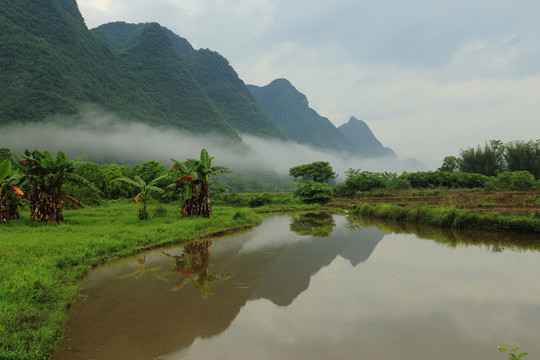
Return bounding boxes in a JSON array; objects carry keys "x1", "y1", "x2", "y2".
[
  {"x1": 293, "y1": 180, "x2": 333, "y2": 205},
  {"x1": 487, "y1": 171, "x2": 537, "y2": 190},
  {"x1": 248, "y1": 193, "x2": 272, "y2": 208}
]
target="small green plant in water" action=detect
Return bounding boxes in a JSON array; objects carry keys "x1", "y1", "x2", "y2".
[{"x1": 498, "y1": 346, "x2": 528, "y2": 359}]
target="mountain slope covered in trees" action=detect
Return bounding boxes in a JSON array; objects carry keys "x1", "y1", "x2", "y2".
[
  {"x1": 97, "y1": 22, "x2": 286, "y2": 139},
  {"x1": 247, "y1": 79, "x2": 359, "y2": 153},
  {"x1": 0, "y1": 0, "x2": 238, "y2": 138},
  {"x1": 0, "y1": 0, "x2": 403, "y2": 156},
  {"x1": 95, "y1": 21, "x2": 194, "y2": 54},
  {"x1": 247, "y1": 79, "x2": 399, "y2": 157}
]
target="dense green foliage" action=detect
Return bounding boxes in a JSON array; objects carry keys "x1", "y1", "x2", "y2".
[
  {"x1": 440, "y1": 139, "x2": 540, "y2": 179},
  {"x1": 293, "y1": 180, "x2": 333, "y2": 205},
  {"x1": 212, "y1": 192, "x2": 304, "y2": 209},
  {"x1": 0, "y1": 2, "x2": 241, "y2": 138},
  {"x1": 97, "y1": 22, "x2": 286, "y2": 139},
  {"x1": 95, "y1": 21, "x2": 194, "y2": 54},
  {"x1": 289, "y1": 161, "x2": 336, "y2": 183},
  {"x1": 184, "y1": 49, "x2": 287, "y2": 139},
  {"x1": 0, "y1": 202, "x2": 260, "y2": 359},
  {"x1": 335, "y1": 168, "x2": 539, "y2": 196}
]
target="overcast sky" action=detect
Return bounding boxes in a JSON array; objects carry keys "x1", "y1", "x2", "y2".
[{"x1": 77, "y1": 0, "x2": 540, "y2": 169}]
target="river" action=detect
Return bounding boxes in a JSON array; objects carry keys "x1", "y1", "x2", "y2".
[{"x1": 54, "y1": 212, "x2": 540, "y2": 360}]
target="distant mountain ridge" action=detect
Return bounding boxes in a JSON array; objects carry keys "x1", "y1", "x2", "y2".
[
  {"x1": 0, "y1": 0, "x2": 415, "y2": 163},
  {"x1": 247, "y1": 79, "x2": 396, "y2": 157},
  {"x1": 247, "y1": 79, "x2": 358, "y2": 153},
  {"x1": 338, "y1": 116, "x2": 396, "y2": 158}
]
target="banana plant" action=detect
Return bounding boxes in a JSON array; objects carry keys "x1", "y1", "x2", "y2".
[
  {"x1": 0, "y1": 159, "x2": 25, "y2": 223},
  {"x1": 195, "y1": 149, "x2": 231, "y2": 218},
  {"x1": 170, "y1": 159, "x2": 199, "y2": 201},
  {"x1": 172, "y1": 149, "x2": 231, "y2": 218},
  {"x1": 116, "y1": 175, "x2": 166, "y2": 220},
  {"x1": 19, "y1": 150, "x2": 96, "y2": 222}
]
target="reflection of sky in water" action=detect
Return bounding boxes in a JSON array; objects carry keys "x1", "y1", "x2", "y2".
[
  {"x1": 165, "y1": 228, "x2": 540, "y2": 360},
  {"x1": 56, "y1": 215, "x2": 540, "y2": 360}
]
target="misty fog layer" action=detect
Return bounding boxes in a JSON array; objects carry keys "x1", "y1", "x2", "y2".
[{"x1": 0, "y1": 108, "x2": 423, "y2": 178}]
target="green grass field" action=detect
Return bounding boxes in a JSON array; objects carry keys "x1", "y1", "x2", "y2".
[{"x1": 0, "y1": 201, "x2": 261, "y2": 360}]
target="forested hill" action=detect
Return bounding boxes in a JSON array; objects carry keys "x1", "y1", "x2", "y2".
[
  {"x1": 96, "y1": 22, "x2": 286, "y2": 139},
  {"x1": 247, "y1": 79, "x2": 359, "y2": 153},
  {"x1": 338, "y1": 117, "x2": 396, "y2": 158},
  {"x1": 0, "y1": 0, "x2": 402, "y2": 153},
  {"x1": 95, "y1": 22, "x2": 194, "y2": 55},
  {"x1": 248, "y1": 79, "x2": 400, "y2": 157},
  {"x1": 1, "y1": 0, "x2": 266, "y2": 139}
]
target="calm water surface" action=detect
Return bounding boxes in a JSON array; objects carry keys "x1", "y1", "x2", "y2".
[{"x1": 55, "y1": 213, "x2": 540, "y2": 360}]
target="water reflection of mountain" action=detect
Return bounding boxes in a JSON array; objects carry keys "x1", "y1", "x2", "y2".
[
  {"x1": 252, "y1": 216, "x2": 384, "y2": 306},
  {"x1": 57, "y1": 214, "x2": 384, "y2": 360}
]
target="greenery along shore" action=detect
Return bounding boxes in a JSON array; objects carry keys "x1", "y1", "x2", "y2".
[
  {"x1": 0, "y1": 140, "x2": 539, "y2": 359},
  {"x1": 0, "y1": 203, "x2": 268, "y2": 360}
]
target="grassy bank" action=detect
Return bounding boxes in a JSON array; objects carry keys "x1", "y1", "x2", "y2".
[
  {"x1": 352, "y1": 202, "x2": 540, "y2": 233},
  {"x1": 0, "y1": 201, "x2": 261, "y2": 360}
]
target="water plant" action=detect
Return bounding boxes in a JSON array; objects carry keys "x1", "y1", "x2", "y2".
[{"x1": 498, "y1": 346, "x2": 528, "y2": 359}]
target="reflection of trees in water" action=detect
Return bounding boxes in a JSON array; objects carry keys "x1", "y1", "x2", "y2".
[
  {"x1": 289, "y1": 212, "x2": 336, "y2": 237},
  {"x1": 121, "y1": 254, "x2": 168, "y2": 282},
  {"x1": 167, "y1": 240, "x2": 233, "y2": 299},
  {"x1": 354, "y1": 215, "x2": 540, "y2": 252}
]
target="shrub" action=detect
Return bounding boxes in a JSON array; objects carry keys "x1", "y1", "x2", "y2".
[
  {"x1": 293, "y1": 180, "x2": 333, "y2": 205},
  {"x1": 248, "y1": 193, "x2": 272, "y2": 208}
]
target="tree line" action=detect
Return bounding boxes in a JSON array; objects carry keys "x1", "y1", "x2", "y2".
[
  {"x1": 0, "y1": 148, "x2": 228, "y2": 223},
  {"x1": 439, "y1": 139, "x2": 540, "y2": 179}
]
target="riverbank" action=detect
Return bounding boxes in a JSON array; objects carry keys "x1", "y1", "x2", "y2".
[
  {"x1": 351, "y1": 202, "x2": 539, "y2": 233},
  {"x1": 337, "y1": 189, "x2": 539, "y2": 233},
  {"x1": 1, "y1": 190, "x2": 538, "y2": 359},
  {"x1": 0, "y1": 201, "x2": 264, "y2": 360}
]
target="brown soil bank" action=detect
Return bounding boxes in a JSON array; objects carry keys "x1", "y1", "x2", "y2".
[{"x1": 334, "y1": 189, "x2": 540, "y2": 215}]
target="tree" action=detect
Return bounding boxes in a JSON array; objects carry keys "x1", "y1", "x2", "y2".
[
  {"x1": 293, "y1": 180, "x2": 333, "y2": 205},
  {"x1": 504, "y1": 140, "x2": 540, "y2": 179},
  {"x1": 438, "y1": 156, "x2": 459, "y2": 173},
  {"x1": 0, "y1": 159, "x2": 25, "y2": 223},
  {"x1": 172, "y1": 149, "x2": 231, "y2": 218},
  {"x1": 289, "y1": 161, "x2": 336, "y2": 183},
  {"x1": 458, "y1": 141, "x2": 505, "y2": 177},
  {"x1": 171, "y1": 159, "x2": 201, "y2": 218},
  {"x1": 116, "y1": 175, "x2": 166, "y2": 220},
  {"x1": 20, "y1": 150, "x2": 96, "y2": 222}
]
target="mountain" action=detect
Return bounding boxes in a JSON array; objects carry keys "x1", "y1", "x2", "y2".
[
  {"x1": 96, "y1": 22, "x2": 286, "y2": 139},
  {"x1": 94, "y1": 21, "x2": 194, "y2": 55},
  {"x1": 247, "y1": 79, "x2": 358, "y2": 153},
  {"x1": 0, "y1": 0, "x2": 404, "y2": 157},
  {"x1": 183, "y1": 49, "x2": 287, "y2": 139},
  {"x1": 338, "y1": 116, "x2": 396, "y2": 158},
  {"x1": 0, "y1": 1, "x2": 238, "y2": 138}
]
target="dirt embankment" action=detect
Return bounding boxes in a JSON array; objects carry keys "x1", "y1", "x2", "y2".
[{"x1": 333, "y1": 189, "x2": 540, "y2": 214}]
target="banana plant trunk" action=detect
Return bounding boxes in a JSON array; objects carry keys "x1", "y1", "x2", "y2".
[
  {"x1": 181, "y1": 183, "x2": 200, "y2": 217},
  {"x1": 139, "y1": 197, "x2": 148, "y2": 220},
  {"x1": 198, "y1": 183, "x2": 212, "y2": 218},
  {"x1": 0, "y1": 192, "x2": 18, "y2": 223},
  {"x1": 30, "y1": 182, "x2": 64, "y2": 223}
]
